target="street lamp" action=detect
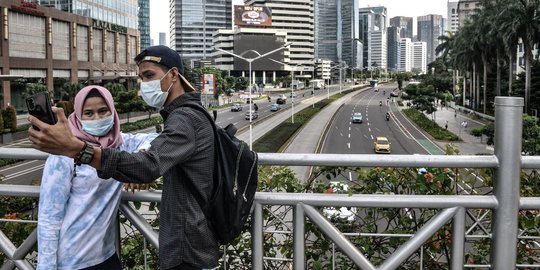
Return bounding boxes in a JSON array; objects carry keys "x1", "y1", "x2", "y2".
[
  {"x1": 216, "y1": 42, "x2": 291, "y2": 149},
  {"x1": 330, "y1": 62, "x2": 347, "y2": 94},
  {"x1": 269, "y1": 59, "x2": 312, "y2": 124}
]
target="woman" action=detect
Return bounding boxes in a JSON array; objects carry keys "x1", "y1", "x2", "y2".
[{"x1": 37, "y1": 86, "x2": 157, "y2": 270}]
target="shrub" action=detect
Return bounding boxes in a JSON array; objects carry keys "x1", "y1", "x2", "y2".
[
  {"x1": 403, "y1": 108, "x2": 460, "y2": 141},
  {"x1": 4, "y1": 105, "x2": 17, "y2": 131}
]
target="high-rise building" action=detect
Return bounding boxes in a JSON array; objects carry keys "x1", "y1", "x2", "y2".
[
  {"x1": 398, "y1": 38, "x2": 412, "y2": 72},
  {"x1": 457, "y1": 0, "x2": 480, "y2": 27},
  {"x1": 411, "y1": 41, "x2": 427, "y2": 74},
  {"x1": 159, "y1": 32, "x2": 167, "y2": 46},
  {"x1": 170, "y1": 0, "x2": 232, "y2": 66},
  {"x1": 389, "y1": 16, "x2": 413, "y2": 39},
  {"x1": 417, "y1": 14, "x2": 444, "y2": 64},
  {"x1": 359, "y1": 6, "x2": 387, "y2": 71},
  {"x1": 244, "y1": 0, "x2": 314, "y2": 67},
  {"x1": 314, "y1": 0, "x2": 360, "y2": 68},
  {"x1": 30, "y1": 0, "x2": 138, "y2": 29},
  {"x1": 139, "y1": 0, "x2": 150, "y2": 50},
  {"x1": 447, "y1": 1, "x2": 460, "y2": 34},
  {"x1": 387, "y1": 26, "x2": 401, "y2": 71}
]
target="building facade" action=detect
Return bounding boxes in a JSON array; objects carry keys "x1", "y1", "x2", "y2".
[
  {"x1": 314, "y1": 0, "x2": 359, "y2": 68},
  {"x1": 387, "y1": 26, "x2": 401, "y2": 71},
  {"x1": 411, "y1": 41, "x2": 427, "y2": 74},
  {"x1": 213, "y1": 28, "x2": 290, "y2": 85},
  {"x1": 159, "y1": 32, "x2": 166, "y2": 46},
  {"x1": 447, "y1": 1, "x2": 460, "y2": 34},
  {"x1": 398, "y1": 38, "x2": 412, "y2": 72},
  {"x1": 359, "y1": 6, "x2": 387, "y2": 71},
  {"x1": 389, "y1": 16, "x2": 413, "y2": 39},
  {"x1": 417, "y1": 14, "x2": 444, "y2": 65},
  {"x1": 0, "y1": 0, "x2": 139, "y2": 111},
  {"x1": 138, "y1": 0, "x2": 150, "y2": 49},
  {"x1": 457, "y1": 0, "x2": 480, "y2": 27},
  {"x1": 170, "y1": 0, "x2": 232, "y2": 66},
  {"x1": 244, "y1": 0, "x2": 314, "y2": 68}
]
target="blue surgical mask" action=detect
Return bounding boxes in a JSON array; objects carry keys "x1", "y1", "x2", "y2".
[
  {"x1": 140, "y1": 69, "x2": 174, "y2": 108},
  {"x1": 81, "y1": 115, "x2": 114, "y2": 136}
]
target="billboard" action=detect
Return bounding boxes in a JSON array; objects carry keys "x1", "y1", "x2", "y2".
[
  {"x1": 233, "y1": 34, "x2": 286, "y2": 71},
  {"x1": 234, "y1": 5, "x2": 272, "y2": 26},
  {"x1": 202, "y1": 74, "x2": 216, "y2": 95}
]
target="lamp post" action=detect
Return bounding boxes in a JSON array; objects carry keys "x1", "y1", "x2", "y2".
[
  {"x1": 269, "y1": 59, "x2": 311, "y2": 124},
  {"x1": 216, "y1": 42, "x2": 291, "y2": 149},
  {"x1": 330, "y1": 62, "x2": 347, "y2": 94}
]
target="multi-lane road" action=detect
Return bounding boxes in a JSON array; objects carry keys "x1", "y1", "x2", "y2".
[{"x1": 321, "y1": 83, "x2": 432, "y2": 155}]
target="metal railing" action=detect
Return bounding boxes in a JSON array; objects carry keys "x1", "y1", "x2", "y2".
[{"x1": 1, "y1": 97, "x2": 540, "y2": 269}]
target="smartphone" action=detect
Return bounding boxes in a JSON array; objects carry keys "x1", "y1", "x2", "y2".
[{"x1": 26, "y1": 92, "x2": 57, "y2": 130}]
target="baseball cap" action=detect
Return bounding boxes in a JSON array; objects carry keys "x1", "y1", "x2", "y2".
[{"x1": 135, "y1": 45, "x2": 196, "y2": 92}]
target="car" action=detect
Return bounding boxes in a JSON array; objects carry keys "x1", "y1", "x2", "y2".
[
  {"x1": 230, "y1": 103, "x2": 243, "y2": 112},
  {"x1": 390, "y1": 91, "x2": 399, "y2": 97},
  {"x1": 290, "y1": 92, "x2": 297, "y2": 98},
  {"x1": 270, "y1": 103, "x2": 281, "y2": 112},
  {"x1": 351, "y1": 112, "x2": 363, "y2": 123},
  {"x1": 244, "y1": 110, "x2": 259, "y2": 120},
  {"x1": 374, "y1": 136, "x2": 391, "y2": 154},
  {"x1": 374, "y1": 88, "x2": 379, "y2": 92},
  {"x1": 322, "y1": 182, "x2": 357, "y2": 222},
  {"x1": 276, "y1": 97, "x2": 286, "y2": 105},
  {"x1": 246, "y1": 98, "x2": 253, "y2": 104}
]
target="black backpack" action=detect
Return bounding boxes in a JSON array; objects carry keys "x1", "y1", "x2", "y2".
[{"x1": 180, "y1": 103, "x2": 259, "y2": 245}]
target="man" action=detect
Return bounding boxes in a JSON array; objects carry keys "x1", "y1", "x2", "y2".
[{"x1": 27, "y1": 45, "x2": 220, "y2": 270}]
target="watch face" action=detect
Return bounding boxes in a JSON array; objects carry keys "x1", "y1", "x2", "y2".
[{"x1": 80, "y1": 152, "x2": 93, "y2": 164}]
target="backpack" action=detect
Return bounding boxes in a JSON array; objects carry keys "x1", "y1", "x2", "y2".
[{"x1": 180, "y1": 103, "x2": 259, "y2": 245}]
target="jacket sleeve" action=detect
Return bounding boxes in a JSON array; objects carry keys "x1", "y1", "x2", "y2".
[
  {"x1": 37, "y1": 156, "x2": 73, "y2": 270},
  {"x1": 98, "y1": 112, "x2": 197, "y2": 183}
]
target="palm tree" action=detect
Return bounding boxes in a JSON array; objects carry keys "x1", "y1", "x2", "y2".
[{"x1": 502, "y1": 0, "x2": 540, "y2": 112}]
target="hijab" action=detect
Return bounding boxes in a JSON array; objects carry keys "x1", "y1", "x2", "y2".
[{"x1": 68, "y1": 85, "x2": 123, "y2": 148}]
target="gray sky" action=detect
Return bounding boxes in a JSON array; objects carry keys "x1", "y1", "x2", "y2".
[{"x1": 150, "y1": 0, "x2": 451, "y2": 45}]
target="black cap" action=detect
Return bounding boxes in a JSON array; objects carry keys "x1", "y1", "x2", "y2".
[{"x1": 135, "y1": 45, "x2": 195, "y2": 92}]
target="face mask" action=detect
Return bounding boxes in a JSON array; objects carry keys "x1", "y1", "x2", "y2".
[
  {"x1": 140, "y1": 69, "x2": 174, "y2": 108},
  {"x1": 81, "y1": 115, "x2": 114, "y2": 136}
]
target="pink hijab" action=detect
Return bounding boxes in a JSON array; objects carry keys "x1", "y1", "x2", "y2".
[{"x1": 68, "y1": 85, "x2": 123, "y2": 148}]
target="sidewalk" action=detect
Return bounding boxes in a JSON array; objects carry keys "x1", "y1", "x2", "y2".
[{"x1": 426, "y1": 104, "x2": 493, "y2": 155}]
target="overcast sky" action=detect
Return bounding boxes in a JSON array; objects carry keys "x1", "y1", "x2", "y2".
[{"x1": 150, "y1": 0, "x2": 452, "y2": 46}]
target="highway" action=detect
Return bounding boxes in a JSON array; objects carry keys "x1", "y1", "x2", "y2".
[{"x1": 321, "y1": 83, "x2": 431, "y2": 155}]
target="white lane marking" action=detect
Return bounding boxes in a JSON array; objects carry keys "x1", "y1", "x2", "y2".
[
  {"x1": 370, "y1": 134, "x2": 374, "y2": 140},
  {"x1": 4, "y1": 164, "x2": 45, "y2": 180},
  {"x1": 348, "y1": 171, "x2": 353, "y2": 182},
  {"x1": 348, "y1": 134, "x2": 351, "y2": 138},
  {"x1": 347, "y1": 142, "x2": 350, "y2": 149},
  {"x1": 0, "y1": 160, "x2": 42, "y2": 173}
]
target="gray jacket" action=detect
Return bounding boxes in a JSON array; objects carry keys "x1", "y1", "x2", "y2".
[{"x1": 98, "y1": 92, "x2": 219, "y2": 269}]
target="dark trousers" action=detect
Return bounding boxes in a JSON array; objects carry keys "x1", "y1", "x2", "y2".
[{"x1": 80, "y1": 253, "x2": 122, "y2": 270}]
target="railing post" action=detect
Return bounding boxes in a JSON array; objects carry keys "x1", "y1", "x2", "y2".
[
  {"x1": 451, "y1": 207, "x2": 465, "y2": 270},
  {"x1": 491, "y1": 97, "x2": 523, "y2": 269},
  {"x1": 252, "y1": 202, "x2": 263, "y2": 270},
  {"x1": 293, "y1": 203, "x2": 305, "y2": 270}
]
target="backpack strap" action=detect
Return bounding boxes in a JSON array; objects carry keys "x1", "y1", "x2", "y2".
[{"x1": 175, "y1": 103, "x2": 219, "y2": 219}]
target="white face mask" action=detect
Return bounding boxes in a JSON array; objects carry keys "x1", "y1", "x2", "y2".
[
  {"x1": 81, "y1": 115, "x2": 114, "y2": 136},
  {"x1": 140, "y1": 69, "x2": 174, "y2": 108}
]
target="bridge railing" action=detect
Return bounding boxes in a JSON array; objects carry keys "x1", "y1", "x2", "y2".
[{"x1": 1, "y1": 97, "x2": 540, "y2": 269}]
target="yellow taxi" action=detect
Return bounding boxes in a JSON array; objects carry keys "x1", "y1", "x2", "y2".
[{"x1": 374, "y1": 136, "x2": 391, "y2": 154}]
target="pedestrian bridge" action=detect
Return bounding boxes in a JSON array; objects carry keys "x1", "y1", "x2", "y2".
[{"x1": 1, "y1": 97, "x2": 539, "y2": 269}]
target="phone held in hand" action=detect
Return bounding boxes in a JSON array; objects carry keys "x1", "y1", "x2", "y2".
[{"x1": 26, "y1": 92, "x2": 57, "y2": 130}]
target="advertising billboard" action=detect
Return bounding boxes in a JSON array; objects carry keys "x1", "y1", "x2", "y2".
[
  {"x1": 234, "y1": 5, "x2": 272, "y2": 26},
  {"x1": 202, "y1": 74, "x2": 216, "y2": 95}
]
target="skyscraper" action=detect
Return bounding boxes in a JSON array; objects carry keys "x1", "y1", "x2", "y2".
[
  {"x1": 159, "y1": 32, "x2": 167, "y2": 46},
  {"x1": 411, "y1": 41, "x2": 427, "y2": 74},
  {"x1": 398, "y1": 38, "x2": 412, "y2": 72},
  {"x1": 170, "y1": 0, "x2": 232, "y2": 65},
  {"x1": 139, "y1": 0, "x2": 150, "y2": 50},
  {"x1": 389, "y1": 16, "x2": 413, "y2": 39},
  {"x1": 417, "y1": 14, "x2": 444, "y2": 64},
  {"x1": 359, "y1": 6, "x2": 387, "y2": 71},
  {"x1": 447, "y1": 1, "x2": 460, "y2": 34},
  {"x1": 315, "y1": 0, "x2": 359, "y2": 68},
  {"x1": 387, "y1": 26, "x2": 401, "y2": 71}
]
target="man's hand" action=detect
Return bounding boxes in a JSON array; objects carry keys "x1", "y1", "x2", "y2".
[{"x1": 27, "y1": 107, "x2": 83, "y2": 158}]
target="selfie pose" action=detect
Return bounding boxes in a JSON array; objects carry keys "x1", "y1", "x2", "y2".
[{"x1": 37, "y1": 86, "x2": 157, "y2": 270}]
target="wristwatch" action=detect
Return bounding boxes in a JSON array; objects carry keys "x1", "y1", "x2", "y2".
[{"x1": 75, "y1": 141, "x2": 94, "y2": 165}]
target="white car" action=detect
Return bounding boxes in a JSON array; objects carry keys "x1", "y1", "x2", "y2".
[{"x1": 322, "y1": 181, "x2": 357, "y2": 222}]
